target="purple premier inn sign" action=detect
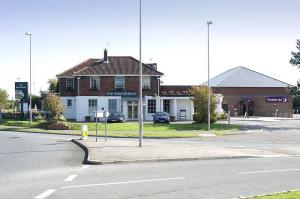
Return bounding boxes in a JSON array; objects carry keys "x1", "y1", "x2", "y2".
[{"x1": 266, "y1": 96, "x2": 288, "y2": 103}]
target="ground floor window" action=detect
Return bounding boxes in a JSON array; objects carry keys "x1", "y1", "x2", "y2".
[
  {"x1": 67, "y1": 99, "x2": 72, "y2": 108},
  {"x1": 148, "y1": 99, "x2": 156, "y2": 113},
  {"x1": 88, "y1": 99, "x2": 98, "y2": 113},
  {"x1": 108, "y1": 99, "x2": 118, "y2": 113},
  {"x1": 163, "y1": 100, "x2": 170, "y2": 113}
]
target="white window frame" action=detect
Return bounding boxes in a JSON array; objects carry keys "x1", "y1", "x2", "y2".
[
  {"x1": 66, "y1": 78, "x2": 74, "y2": 91},
  {"x1": 67, "y1": 99, "x2": 72, "y2": 109},
  {"x1": 163, "y1": 100, "x2": 170, "y2": 113},
  {"x1": 142, "y1": 76, "x2": 151, "y2": 89},
  {"x1": 108, "y1": 99, "x2": 118, "y2": 113},
  {"x1": 115, "y1": 76, "x2": 125, "y2": 90},
  {"x1": 147, "y1": 99, "x2": 156, "y2": 114},
  {"x1": 88, "y1": 99, "x2": 98, "y2": 113},
  {"x1": 90, "y1": 76, "x2": 100, "y2": 90}
]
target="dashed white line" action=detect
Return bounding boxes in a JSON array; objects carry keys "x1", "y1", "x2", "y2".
[
  {"x1": 61, "y1": 177, "x2": 185, "y2": 189},
  {"x1": 81, "y1": 165, "x2": 90, "y2": 170},
  {"x1": 246, "y1": 129, "x2": 263, "y2": 133},
  {"x1": 239, "y1": 168, "x2": 300, "y2": 175},
  {"x1": 34, "y1": 189, "x2": 56, "y2": 199},
  {"x1": 64, "y1": 174, "x2": 78, "y2": 182}
]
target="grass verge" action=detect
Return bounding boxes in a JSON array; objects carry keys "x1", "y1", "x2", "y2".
[
  {"x1": 69, "y1": 122, "x2": 240, "y2": 132},
  {"x1": 0, "y1": 119, "x2": 240, "y2": 138},
  {"x1": 248, "y1": 190, "x2": 300, "y2": 199}
]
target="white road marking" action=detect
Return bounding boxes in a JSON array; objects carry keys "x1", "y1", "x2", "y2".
[
  {"x1": 34, "y1": 189, "x2": 56, "y2": 199},
  {"x1": 239, "y1": 168, "x2": 300, "y2": 175},
  {"x1": 61, "y1": 177, "x2": 185, "y2": 189},
  {"x1": 248, "y1": 155, "x2": 300, "y2": 160},
  {"x1": 64, "y1": 174, "x2": 78, "y2": 182},
  {"x1": 81, "y1": 165, "x2": 90, "y2": 170},
  {"x1": 246, "y1": 129, "x2": 263, "y2": 133}
]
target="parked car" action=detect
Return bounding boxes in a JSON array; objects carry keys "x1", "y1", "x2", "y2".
[
  {"x1": 153, "y1": 112, "x2": 170, "y2": 124},
  {"x1": 107, "y1": 112, "x2": 125, "y2": 123}
]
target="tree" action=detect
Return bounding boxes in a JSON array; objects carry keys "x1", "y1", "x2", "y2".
[
  {"x1": 44, "y1": 93, "x2": 65, "y2": 122},
  {"x1": 290, "y1": 39, "x2": 300, "y2": 68},
  {"x1": 290, "y1": 40, "x2": 300, "y2": 94},
  {"x1": 48, "y1": 78, "x2": 59, "y2": 93},
  {"x1": 0, "y1": 88, "x2": 9, "y2": 111},
  {"x1": 191, "y1": 86, "x2": 217, "y2": 123}
]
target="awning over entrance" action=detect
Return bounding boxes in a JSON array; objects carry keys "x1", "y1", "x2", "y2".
[{"x1": 240, "y1": 97, "x2": 254, "y2": 104}]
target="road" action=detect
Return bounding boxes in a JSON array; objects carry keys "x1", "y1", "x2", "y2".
[
  {"x1": 1, "y1": 118, "x2": 300, "y2": 199},
  {"x1": 0, "y1": 131, "x2": 84, "y2": 199}
]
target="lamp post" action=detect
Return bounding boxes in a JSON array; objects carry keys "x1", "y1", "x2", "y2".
[
  {"x1": 207, "y1": 21, "x2": 213, "y2": 132},
  {"x1": 138, "y1": 0, "x2": 143, "y2": 147},
  {"x1": 25, "y1": 32, "x2": 32, "y2": 126}
]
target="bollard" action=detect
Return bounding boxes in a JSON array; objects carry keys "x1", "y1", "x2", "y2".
[{"x1": 81, "y1": 125, "x2": 88, "y2": 140}]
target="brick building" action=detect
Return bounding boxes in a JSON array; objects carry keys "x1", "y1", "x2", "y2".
[
  {"x1": 57, "y1": 49, "x2": 194, "y2": 121},
  {"x1": 206, "y1": 66, "x2": 293, "y2": 117}
]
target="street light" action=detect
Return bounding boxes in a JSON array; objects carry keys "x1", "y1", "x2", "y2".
[
  {"x1": 25, "y1": 32, "x2": 32, "y2": 126},
  {"x1": 207, "y1": 21, "x2": 213, "y2": 132},
  {"x1": 138, "y1": 0, "x2": 143, "y2": 147}
]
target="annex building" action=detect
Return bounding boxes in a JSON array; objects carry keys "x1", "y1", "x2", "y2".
[{"x1": 207, "y1": 66, "x2": 293, "y2": 117}]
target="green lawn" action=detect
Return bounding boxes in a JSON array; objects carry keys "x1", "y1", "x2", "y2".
[
  {"x1": 0, "y1": 119, "x2": 240, "y2": 138},
  {"x1": 249, "y1": 190, "x2": 300, "y2": 199},
  {"x1": 1, "y1": 120, "x2": 40, "y2": 128},
  {"x1": 69, "y1": 122, "x2": 239, "y2": 132}
]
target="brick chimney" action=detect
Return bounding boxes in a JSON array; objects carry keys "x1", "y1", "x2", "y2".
[{"x1": 104, "y1": 48, "x2": 108, "y2": 63}]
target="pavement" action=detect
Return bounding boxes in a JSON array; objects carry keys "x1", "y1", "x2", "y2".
[
  {"x1": 75, "y1": 137, "x2": 300, "y2": 165},
  {"x1": 75, "y1": 117, "x2": 300, "y2": 165}
]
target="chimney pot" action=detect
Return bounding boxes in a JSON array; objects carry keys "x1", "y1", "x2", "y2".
[{"x1": 104, "y1": 48, "x2": 108, "y2": 63}]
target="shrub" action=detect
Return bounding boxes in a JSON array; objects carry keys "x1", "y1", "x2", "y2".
[
  {"x1": 36, "y1": 122, "x2": 71, "y2": 130},
  {"x1": 193, "y1": 112, "x2": 217, "y2": 123},
  {"x1": 191, "y1": 86, "x2": 217, "y2": 123},
  {"x1": 44, "y1": 94, "x2": 65, "y2": 122},
  {"x1": 218, "y1": 112, "x2": 228, "y2": 120}
]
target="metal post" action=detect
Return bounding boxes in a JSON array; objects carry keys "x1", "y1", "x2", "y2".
[
  {"x1": 138, "y1": 0, "x2": 143, "y2": 147},
  {"x1": 25, "y1": 32, "x2": 32, "y2": 126},
  {"x1": 207, "y1": 21, "x2": 213, "y2": 132},
  {"x1": 95, "y1": 113, "x2": 98, "y2": 142},
  {"x1": 105, "y1": 115, "x2": 107, "y2": 142}
]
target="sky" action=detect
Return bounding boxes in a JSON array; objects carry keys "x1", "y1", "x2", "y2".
[{"x1": 0, "y1": 0, "x2": 300, "y2": 98}]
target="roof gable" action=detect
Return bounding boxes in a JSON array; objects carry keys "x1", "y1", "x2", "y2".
[{"x1": 204, "y1": 66, "x2": 292, "y2": 88}]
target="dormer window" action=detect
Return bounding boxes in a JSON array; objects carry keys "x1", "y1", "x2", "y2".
[
  {"x1": 90, "y1": 76, "x2": 100, "y2": 90},
  {"x1": 115, "y1": 76, "x2": 125, "y2": 90},
  {"x1": 66, "y1": 78, "x2": 74, "y2": 91}
]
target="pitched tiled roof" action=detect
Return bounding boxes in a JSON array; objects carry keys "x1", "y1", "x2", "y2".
[
  {"x1": 57, "y1": 56, "x2": 163, "y2": 77},
  {"x1": 202, "y1": 66, "x2": 292, "y2": 88}
]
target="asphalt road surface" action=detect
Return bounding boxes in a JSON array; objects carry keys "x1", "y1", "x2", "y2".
[{"x1": 1, "y1": 118, "x2": 300, "y2": 199}]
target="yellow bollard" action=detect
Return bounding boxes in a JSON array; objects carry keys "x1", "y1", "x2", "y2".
[{"x1": 81, "y1": 125, "x2": 88, "y2": 140}]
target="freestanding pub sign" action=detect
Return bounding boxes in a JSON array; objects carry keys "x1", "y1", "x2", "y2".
[{"x1": 15, "y1": 82, "x2": 28, "y2": 100}]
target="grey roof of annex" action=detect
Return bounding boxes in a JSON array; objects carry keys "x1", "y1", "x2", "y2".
[{"x1": 203, "y1": 66, "x2": 292, "y2": 88}]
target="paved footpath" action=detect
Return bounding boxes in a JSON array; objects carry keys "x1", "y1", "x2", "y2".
[{"x1": 76, "y1": 135, "x2": 300, "y2": 165}]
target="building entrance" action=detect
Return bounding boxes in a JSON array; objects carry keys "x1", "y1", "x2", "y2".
[
  {"x1": 239, "y1": 98, "x2": 254, "y2": 116},
  {"x1": 127, "y1": 101, "x2": 138, "y2": 120}
]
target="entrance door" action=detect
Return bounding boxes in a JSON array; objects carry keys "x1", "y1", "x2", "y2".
[{"x1": 128, "y1": 101, "x2": 138, "y2": 120}]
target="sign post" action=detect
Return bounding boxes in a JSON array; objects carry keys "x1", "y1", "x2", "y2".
[
  {"x1": 104, "y1": 111, "x2": 109, "y2": 142},
  {"x1": 95, "y1": 111, "x2": 103, "y2": 142},
  {"x1": 95, "y1": 113, "x2": 98, "y2": 142}
]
